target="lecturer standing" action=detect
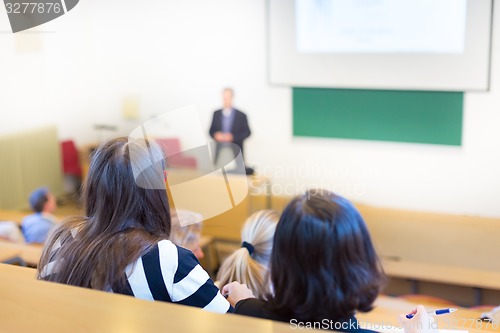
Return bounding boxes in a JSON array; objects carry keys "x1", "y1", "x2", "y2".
[{"x1": 209, "y1": 88, "x2": 251, "y2": 166}]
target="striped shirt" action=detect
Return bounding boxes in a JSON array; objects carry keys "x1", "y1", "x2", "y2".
[{"x1": 41, "y1": 239, "x2": 231, "y2": 314}]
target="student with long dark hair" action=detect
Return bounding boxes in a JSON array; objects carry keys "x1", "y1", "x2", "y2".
[
  {"x1": 223, "y1": 190, "x2": 435, "y2": 332},
  {"x1": 37, "y1": 137, "x2": 231, "y2": 313}
]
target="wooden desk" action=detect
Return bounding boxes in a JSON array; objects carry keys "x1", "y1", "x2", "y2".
[
  {"x1": 0, "y1": 241, "x2": 43, "y2": 266},
  {"x1": 0, "y1": 265, "x2": 37, "y2": 278},
  {"x1": 0, "y1": 247, "x2": 21, "y2": 263},
  {"x1": 382, "y1": 258, "x2": 500, "y2": 305},
  {"x1": 0, "y1": 210, "x2": 29, "y2": 225},
  {"x1": 0, "y1": 263, "x2": 296, "y2": 333},
  {"x1": 382, "y1": 259, "x2": 500, "y2": 291},
  {"x1": 351, "y1": 203, "x2": 500, "y2": 305},
  {"x1": 0, "y1": 209, "x2": 66, "y2": 226},
  {"x1": 358, "y1": 295, "x2": 499, "y2": 333},
  {"x1": 358, "y1": 203, "x2": 500, "y2": 272}
]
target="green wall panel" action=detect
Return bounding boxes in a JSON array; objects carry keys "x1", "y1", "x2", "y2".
[{"x1": 293, "y1": 88, "x2": 463, "y2": 146}]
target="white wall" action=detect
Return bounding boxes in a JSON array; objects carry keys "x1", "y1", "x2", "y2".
[{"x1": 0, "y1": 0, "x2": 499, "y2": 217}]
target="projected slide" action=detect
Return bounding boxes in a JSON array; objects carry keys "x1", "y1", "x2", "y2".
[{"x1": 296, "y1": 0, "x2": 467, "y2": 54}]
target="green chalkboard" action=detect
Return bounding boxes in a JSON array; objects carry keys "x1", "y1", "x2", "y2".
[{"x1": 293, "y1": 88, "x2": 463, "y2": 146}]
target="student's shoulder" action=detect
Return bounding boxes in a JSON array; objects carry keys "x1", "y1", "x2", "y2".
[
  {"x1": 155, "y1": 239, "x2": 197, "y2": 262},
  {"x1": 34, "y1": 215, "x2": 56, "y2": 227},
  {"x1": 138, "y1": 240, "x2": 181, "y2": 277},
  {"x1": 21, "y1": 214, "x2": 39, "y2": 226},
  {"x1": 153, "y1": 240, "x2": 201, "y2": 281}
]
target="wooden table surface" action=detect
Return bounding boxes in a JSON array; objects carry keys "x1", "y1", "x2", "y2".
[
  {"x1": 0, "y1": 210, "x2": 29, "y2": 225},
  {"x1": 0, "y1": 264, "x2": 297, "y2": 333},
  {"x1": 382, "y1": 259, "x2": 500, "y2": 291},
  {"x1": 0, "y1": 209, "x2": 67, "y2": 225},
  {"x1": 0, "y1": 241, "x2": 43, "y2": 266},
  {"x1": 359, "y1": 295, "x2": 499, "y2": 333},
  {"x1": 2, "y1": 263, "x2": 499, "y2": 333},
  {"x1": 0, "y1": 247, "x2": 21, "y2": 263}
]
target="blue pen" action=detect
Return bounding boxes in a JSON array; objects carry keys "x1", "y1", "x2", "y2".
[{"x1": 406, "y1": 308, "x2": 457, "y2": 319}]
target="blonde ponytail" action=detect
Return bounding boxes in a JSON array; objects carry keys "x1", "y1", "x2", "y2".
[{"x1": 217, "y1": 210, "x2": 279, "y2": 299}]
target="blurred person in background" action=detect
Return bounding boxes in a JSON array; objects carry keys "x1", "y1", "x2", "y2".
[{"x1": 21, "y1": 187, "x2": 57, "y2": 244}]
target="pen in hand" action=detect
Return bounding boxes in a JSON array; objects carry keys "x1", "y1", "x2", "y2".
[{"x1": 406, "y1": 308, "x2": 457, "y2": 319}]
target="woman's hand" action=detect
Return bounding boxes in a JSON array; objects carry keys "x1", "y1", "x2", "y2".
[
  {"x1": 221, "y1": 282, "x2": 255, "y2": 307},
  {"x1": 399, "y1": 305, "x2": 438, "y2": 333}
]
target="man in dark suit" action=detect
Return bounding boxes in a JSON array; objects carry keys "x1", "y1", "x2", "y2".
[{"x1": 209, "y1": 88, "x2": 251, "y2": 167}]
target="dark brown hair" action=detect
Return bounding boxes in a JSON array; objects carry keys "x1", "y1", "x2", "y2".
[
  {"x1": 37, "y1": 137, "x2": 171, "y2": 290},
  {"x1": 268, "y1": 189, "x2": 386, "y2": 322}
]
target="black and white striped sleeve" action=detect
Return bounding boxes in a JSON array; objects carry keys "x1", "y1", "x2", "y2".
[
  {"x1": 125, "y1": 240, "x2": 231, "y2": 314},
  {"x1": 171, "y1": 244, "x2": 231, "y2": 313}
]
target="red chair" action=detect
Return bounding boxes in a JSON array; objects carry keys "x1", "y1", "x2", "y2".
[
  {"x1": 61, "y1": 140, "x2": 82, "y2": 177},
  {"x1": 155, "y1": 138, "x2": 197, "y2": 169}
]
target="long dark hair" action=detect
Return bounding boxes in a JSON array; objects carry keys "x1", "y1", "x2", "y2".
[
  {"x1": 268, "y1": 189, "x2": 386, "y2": 322},
  {"x1": 37, "y1": 137, "x2": 171, "y2": 290}
]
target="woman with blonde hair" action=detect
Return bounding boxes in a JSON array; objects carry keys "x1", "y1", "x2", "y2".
[{"x1": 216, "y1": 209, "x2": 279, "y2": 299}]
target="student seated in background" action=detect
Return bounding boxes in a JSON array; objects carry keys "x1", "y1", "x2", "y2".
[
  {"x1": 169, "y1": 209, "x2": 204, "y2": 260},
  {"x1": 216, "y1": 210, "x2": 279, "y2": 299},
  {"x1": 21, "y1": 187, "x2": 57, "y2": 244},
  {"x1": 222, "y1": 190, "x2": 436, "y2": 333},
  {"x1": 37, "y1": 137, "x2": 231, "y2": 314}
]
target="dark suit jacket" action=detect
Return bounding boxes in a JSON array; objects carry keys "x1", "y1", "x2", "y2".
[{"x1": 209, "y1": 108, "x2": 251, "y2": 158}]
